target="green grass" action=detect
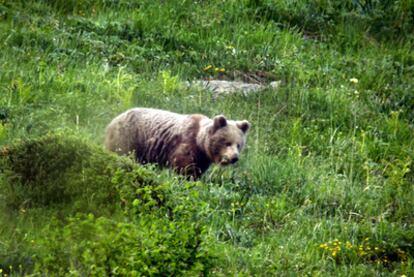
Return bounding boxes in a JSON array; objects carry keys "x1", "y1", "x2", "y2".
[{"x1": 1, "y1": 0, "x2": 413, "y2": 275}]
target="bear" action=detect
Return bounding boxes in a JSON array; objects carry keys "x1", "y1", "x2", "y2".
[{"x1": 104, "y1": 108, "x2": 250, "y2": 178}]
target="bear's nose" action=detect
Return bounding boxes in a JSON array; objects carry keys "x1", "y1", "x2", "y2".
[{"x1": 230, "y1": 157, "x2": 239, "y2": 164}]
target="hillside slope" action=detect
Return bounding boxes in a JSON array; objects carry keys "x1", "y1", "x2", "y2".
[{"x1": 0, "y1": 0, "x2": 413, "y2": 275}]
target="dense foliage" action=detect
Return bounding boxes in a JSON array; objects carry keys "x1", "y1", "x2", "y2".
[
  {"x1": 0, "y1": 0, "x2": 413, "y2": 275},
  {"x1": 0, "y1": 135, "x2": 213, "y2": 275}
]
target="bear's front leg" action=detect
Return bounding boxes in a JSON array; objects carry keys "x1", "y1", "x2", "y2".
[{"x1": 169, "y1": 144, "x2": 203, "y2": 179}]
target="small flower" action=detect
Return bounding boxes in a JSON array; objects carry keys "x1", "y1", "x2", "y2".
[
  {"x1": 203, "y1": 65, "x2": 213, "y2": 71},
  {"x1": 319, "y1": 243, "x2": 327, "y2": 249},
  {"x1": 350, "y1": 78, "x2": 359, "y2": 83}
]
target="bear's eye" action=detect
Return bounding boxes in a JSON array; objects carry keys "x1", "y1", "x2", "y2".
[
  {"x1": 237, "y1": 143, "x2": 241, "y2": 149},
  {"x1": 226, "y1": 142, "x2": 232, "y2": 147}
]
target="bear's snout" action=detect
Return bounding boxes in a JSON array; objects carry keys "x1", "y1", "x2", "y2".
[
  {"x1": 220, "y1": 154, "x2": 239, "y2": 165},
  {"x1": 230, "y1": 156, "x2": 239, "y2": 164}
]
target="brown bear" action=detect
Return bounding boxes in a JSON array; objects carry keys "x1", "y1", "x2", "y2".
[{"x1": 104, "y1": 108, "x2": 250, "y2": 178}]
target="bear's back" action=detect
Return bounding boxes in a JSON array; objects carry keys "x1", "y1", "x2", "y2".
[{"x1": 105, "y1": 108, "x2": 204, "y2": 165}]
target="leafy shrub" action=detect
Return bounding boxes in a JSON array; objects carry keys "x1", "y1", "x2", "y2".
[
  {"x1": 0, "y1": 133, "x2": 125, "y2": 211},
  {"x1": 30, "y1": 214, "x2": 213, "y2": 276},
  {"x1": 0, "y1": 134, "x2": 215, "y2": 275}
]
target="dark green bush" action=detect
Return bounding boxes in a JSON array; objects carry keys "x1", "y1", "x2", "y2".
[
  {"x1": 0, "y1": 134, "x2": 214, "y2": 275},
  {"x1": 30, "y1": 214, "x2": 213, "y2": 276},
  {"x1": 0, "y1": 133, "x2": 125, "y2": 210}
]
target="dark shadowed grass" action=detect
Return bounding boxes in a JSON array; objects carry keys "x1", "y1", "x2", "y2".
[{"x1": 0, "y1": 0, "x2": 413, "y2": 275}]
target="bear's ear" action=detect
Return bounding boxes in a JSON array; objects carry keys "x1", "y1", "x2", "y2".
[
  {"x1": 212, "y1": 115, "x2": 227, "y2": 132},
  {"x1": 237, "y1": 120, "x2": 250, "y2": 133}
]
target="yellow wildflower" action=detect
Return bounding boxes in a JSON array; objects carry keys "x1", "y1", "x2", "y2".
[
  {"x1": 350, "y1": 78, "x2": 359, "y2": 83},
  {"x1": 203, "y1": 65, "x2": 213, "y2": 71},
  {"x1": 319, "y1": 243, "x2": 327, "y2": 249}
]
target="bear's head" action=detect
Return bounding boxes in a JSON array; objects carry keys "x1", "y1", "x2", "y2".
[{"x1": 207, "y1": 115, "x2": 250, "y2": 166}]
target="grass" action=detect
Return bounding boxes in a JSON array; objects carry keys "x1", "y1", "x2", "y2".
[{"x1": 0, "y1": 0, "x2": 413, "y2": 275}]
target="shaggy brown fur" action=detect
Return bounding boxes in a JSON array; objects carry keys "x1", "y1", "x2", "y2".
[{"x1": 105, "y1": 108, "x2": 250, "y2": 178}]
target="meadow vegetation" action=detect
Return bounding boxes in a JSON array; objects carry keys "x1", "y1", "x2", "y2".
[{"x1": 0, "y1": 0, "x2": 413, "y2": 275}]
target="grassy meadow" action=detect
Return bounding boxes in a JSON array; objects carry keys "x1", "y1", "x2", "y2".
[{"x1": 0, "y1": 0, "x2": 413, "y2": 275}]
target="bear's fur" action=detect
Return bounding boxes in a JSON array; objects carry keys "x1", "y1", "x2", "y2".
[{"x1": 105, "y1": 108, "x2": 250, "y2": 178}]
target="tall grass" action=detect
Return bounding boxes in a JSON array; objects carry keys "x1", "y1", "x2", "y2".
[{"x1": 0, "y1": 0, "x2": 413, "y2": 275}]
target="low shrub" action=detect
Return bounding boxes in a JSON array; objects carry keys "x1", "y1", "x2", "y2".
[
  {"x1": 0, "y1": 134, "x2": 214, "y2": 275},
  {"x1": 0, "y1": 133, "x2": 126, "y2": 211}
]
